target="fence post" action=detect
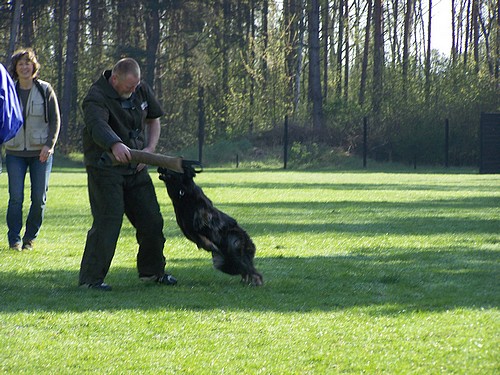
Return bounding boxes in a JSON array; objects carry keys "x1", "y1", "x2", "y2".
[
  {"x1": 283, "y1": 115, "x2": 288, "y2": 169},
  {"x1": 444, "y1": 118, "x2": 449, "y2": 168},
  {"x1": 363, "y1": 117, "x2": 368, "y2": 168},
  {"x1": 197, "y1": 85, "x2": 205, "y2": 163}
]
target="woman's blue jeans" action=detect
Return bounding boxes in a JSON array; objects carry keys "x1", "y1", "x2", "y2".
[{"x1": 6, "y1": 154, "x2": 53, "y2": 245}]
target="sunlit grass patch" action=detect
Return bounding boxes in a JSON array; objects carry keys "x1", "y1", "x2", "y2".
[{"x1": 0, "y1": 167, "x2": 498, "y2": 373}]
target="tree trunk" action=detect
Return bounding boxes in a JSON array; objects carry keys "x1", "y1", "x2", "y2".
[
  {"x1": 336, "y1": 0, "x2": 344, "y2": 98},
  {"x1": 261, "y1": 0, "x2": 269, "y2": 84},
  {"x1": 464, "y1": 0, "x2": 471, "y2": 67},
  {"x1": 359, "y1": 0, "x2": 372, "y2": 106},
  {"x1": 402, "y1": 0, "x2": 413, "y2": 100},
  {"x1": 284, "y1": 0, "x2": 301, "y2": 116},
  {"x1": 425, "y1": 0, "x2": 432, "y2": 102},
  {"x1": 472, "y1": 0, "x2": 480, "y2": 72},
  {"x1": 219, "y1": 0, "x2": 230, "y2": 136},
  {"x1": 322, "y1": 0, "x2": 329, "y2": 101},
  {"x1": 308, "y1": 0, "x2": 323, "y2": 134},
  {"x1": 294, "y1": 0, "x2": 305, "y2": 115},
  {"x1": 391, "y1": 0, "x2": 399, "y2": 67},
  {"x1": 343, "y1": 0, "x2": 349, "y2": 102},
  {"x1": 496, "y1": 0, "x2": 500, "y2": 80},
  {"x1": 145, "y1": 0, "x2": 160, "y2": 86},
  {"x1": 249, "y1": 0, "x2": 255, "y2": 134},
  {"x1": 478, "y1": 8, "x2": 493, "y2": 76},
  {"x1": 372, "y1": 0, "x2": 383, "y2": 122},
  {"x1": 60, "y1": 0, "x2": 79, "y2": 148},
  {"x1": 7, "y1": 0, "x2": 23, "y2": 66},
  {"x1": 21, "y1": 0, "x2": 33, "y2": 47},
  {"x1": 55, "y1": 0, "x2": 66, "y2": 96},
  {"x1": 452, "y1": 0, "x2": 457, "y2": 63}
]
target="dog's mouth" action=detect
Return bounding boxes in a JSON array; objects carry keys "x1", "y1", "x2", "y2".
[{"x1": 158, "y1": 160, "x2": 203, "y2": 178}]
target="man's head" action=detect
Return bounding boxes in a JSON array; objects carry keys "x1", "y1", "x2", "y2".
[{"x1": 110, "y1": 58, "x2": 141, "y2": 99}]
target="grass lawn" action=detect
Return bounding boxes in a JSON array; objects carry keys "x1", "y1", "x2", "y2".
[{"x1": 0, "y1": 162, "x2": 498, "y2": 374}]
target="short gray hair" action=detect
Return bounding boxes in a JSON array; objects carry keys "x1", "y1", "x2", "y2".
[{"x1": 112, "y1": 58, "x2": 140, "y2": 79}]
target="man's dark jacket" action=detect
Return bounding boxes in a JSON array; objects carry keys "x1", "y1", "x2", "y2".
[{"x1": 82, "y1": 70, "x2": 164, "y2": 173}]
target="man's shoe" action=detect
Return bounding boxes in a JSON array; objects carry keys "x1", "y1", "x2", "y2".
[
  {"x1": 9, "y1": 242, "x2": 22, "y2": 252},
  {"x1": 80, "y1": 282, "x2": 112, "y2": 291},
  {"x1": 140, "y1": 274, "x2": 177, "y2": 286},
  {"x1": 22, "y1": 240, "x2": 34, "y2": 251},
  {"x1": 158, "y1": 274, "x2": 178, "y2": 286}
]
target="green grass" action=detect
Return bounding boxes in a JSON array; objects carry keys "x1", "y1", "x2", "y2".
[{"x1": 0, "y1": 164, "x2": 498, "y2": 374}]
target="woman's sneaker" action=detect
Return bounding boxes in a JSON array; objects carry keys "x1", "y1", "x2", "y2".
[
  {"x1": 22, "y1": 240, "x2": 34, "y2": 251},
  {"x1": 9, "y1": 242, "x2": 22, "y2": 251}
]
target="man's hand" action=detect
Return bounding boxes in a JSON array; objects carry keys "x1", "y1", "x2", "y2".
[{"x1": 111, "y1": 142, "x2": 131, "y2": 164}]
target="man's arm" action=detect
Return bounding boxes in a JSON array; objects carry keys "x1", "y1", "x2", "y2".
[
  {"x1": 143, "y1": 117, "x2": 161, "y2": 153},
  {"x1": 136, "y1": 117, "x2": 161, "y2": 171}
]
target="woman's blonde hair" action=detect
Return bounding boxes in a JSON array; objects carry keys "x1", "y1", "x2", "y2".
[{"x1": 9, "y1": 47, "x2": 40, "y2": 80}]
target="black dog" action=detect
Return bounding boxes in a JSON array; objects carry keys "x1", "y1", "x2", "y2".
[{"x1": 158, "y1": 163, "x2": 263, "y2": 286}]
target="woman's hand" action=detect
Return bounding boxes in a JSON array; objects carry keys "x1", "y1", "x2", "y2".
[{"x1": 39, "y1": 145, "x2": 53, "y2": 163}]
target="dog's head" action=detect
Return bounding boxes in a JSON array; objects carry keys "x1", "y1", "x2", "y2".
[{"x1": 158, "y1": 161, "x2": 202, "y2": 203}]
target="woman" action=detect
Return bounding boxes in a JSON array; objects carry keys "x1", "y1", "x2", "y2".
[{"x1": 5, "y1": 48, "x2": 60, "y2": 251}]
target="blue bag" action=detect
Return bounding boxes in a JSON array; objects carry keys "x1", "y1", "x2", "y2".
[{"x1": 0, "y1": 63, "x2": 23, "y2": 144}]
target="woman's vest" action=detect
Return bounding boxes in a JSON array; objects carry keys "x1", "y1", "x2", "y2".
[{"x1": 5, "y1": 79, "x2": 50, "y2": 151}]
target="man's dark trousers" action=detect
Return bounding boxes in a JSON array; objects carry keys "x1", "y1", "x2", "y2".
[{"x1": 79, "y1": 166, "x2": 166, "y2": 285}]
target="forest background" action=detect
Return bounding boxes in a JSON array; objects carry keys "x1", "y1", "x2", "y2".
[{"x1": 1, "y1": 0, "x2": 499, "y2": 167}]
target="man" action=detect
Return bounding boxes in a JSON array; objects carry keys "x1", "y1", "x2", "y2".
[{"x1": 79, "y1": 58, "x2": 176, "y2": 291}]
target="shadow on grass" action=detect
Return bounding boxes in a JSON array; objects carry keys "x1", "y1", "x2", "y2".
[
  {"x1": 199, "y1": 181, "x2": 498, "y2": 193},
  {"x1": 0, "y1": 247, "x2": 497, "y2": 315},
  {"x1": 210, "y1": 197, "x2": 500, "y2": 236}
]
